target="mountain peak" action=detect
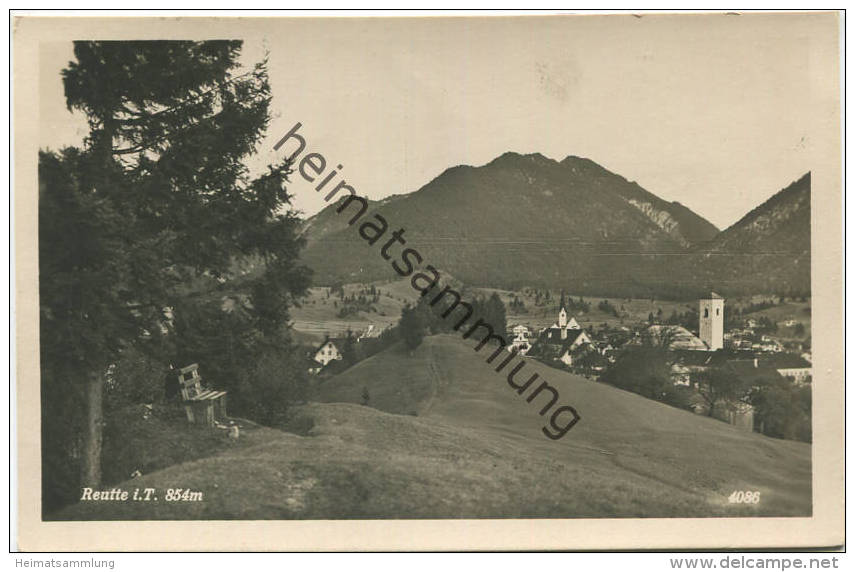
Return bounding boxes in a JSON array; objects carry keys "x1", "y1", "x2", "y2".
[
  {"x1": 560, "y1": 154, "x2": 597, "y2": 166},
  {"x1": 488, "y1": 151, "x2": 556, "y2": 168},
  {"x1": 559, "y1": 155, "x2": 619, "y2": 179}
]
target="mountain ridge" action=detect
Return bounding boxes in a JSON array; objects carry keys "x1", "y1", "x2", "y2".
[
  {"x1": 682, "y1": 173, "x2": 810, "y2": 295},
  {"x1": 298, "y1": 153, "x2": 809, "y2": 297}
]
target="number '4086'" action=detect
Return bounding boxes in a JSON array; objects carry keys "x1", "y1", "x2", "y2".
[{"x1": 729, "y1": 491, "x2": 760, "y2": 504}]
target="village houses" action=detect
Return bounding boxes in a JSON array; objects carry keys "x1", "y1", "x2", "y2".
[
  {"x1": 534, "y1": 305, "x2": 594, "y2": 366},
  {"x1": 508, "y1": 324, "x2": 532, "y2": 355},
  {"x1": 312, "y1": 337, "x2": 344, "y2": 368}
]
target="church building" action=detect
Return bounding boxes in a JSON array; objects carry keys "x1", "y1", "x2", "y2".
[
  {"x1": 543, "y1": 306, "x2": 583, "y2": 341},
  {"x1": 538, "y1": 305, "x2": 593, "y2": 364}
]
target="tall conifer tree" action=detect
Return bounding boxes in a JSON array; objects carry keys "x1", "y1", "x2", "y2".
[{"x1": 40, "y1": 41, "x2": 310, "y2": 499}]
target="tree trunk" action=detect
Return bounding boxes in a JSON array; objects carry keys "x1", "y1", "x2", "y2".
[
  {"x1": 80, "y1": 370, "x2": 104, "y2": 487},
  {"x1": 79, "y1": 107, "x2": 115, "y2": 489}
]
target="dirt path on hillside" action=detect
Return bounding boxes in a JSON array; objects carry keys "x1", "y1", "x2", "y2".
[{"x1": 419, "y1": 342, "x2": 452, "y2": 415}]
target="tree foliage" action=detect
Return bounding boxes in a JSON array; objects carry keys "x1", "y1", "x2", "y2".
[
  {"x1": 600, "y1": 331, "x2": 678, "y2": 400},
  {"x1": 695, "y1": 368, "x2": 748, "y2": 418},
  {"x1": 399, "y1": 304, "x2": 426, "y2": 351},
  {"x1": 40, "y1": 40, "x2": 311, "y2": 512},
  {"x1": 600, "y1": 345, "x2": 673, "y2": 400},
  {"x1": 480, "y1": 293, "x2": 508, "y2": 339},
  {"x1": 749, "y1": 379, "x2": 811, "y2": 442}
]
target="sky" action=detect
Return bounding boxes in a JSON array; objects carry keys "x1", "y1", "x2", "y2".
[{"x1": 38, "y1": 14, "x2": 829, "y2": 230}]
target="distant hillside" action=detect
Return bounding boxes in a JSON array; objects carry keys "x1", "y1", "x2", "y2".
[
  {"x1": 559, "y1": 155, "x2": 719, "y2": 247},
  {"x1": 299, "y1": 153, "x2": 809, "y2": 297},
  {"x1": 300, "y1": 152, "x2": 719, "y2": 294},
  {"x1": 684, "y1": 173, "x2": 811, "y2": 296}
]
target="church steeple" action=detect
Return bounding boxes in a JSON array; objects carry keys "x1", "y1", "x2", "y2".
[
  {"x1": 699, "y1": 292, "x2": 725, "y2": 350},
  {"x1": 558, "y1": 290, "x2": 568, "y2": 330}
]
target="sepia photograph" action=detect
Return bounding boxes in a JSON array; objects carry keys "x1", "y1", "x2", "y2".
[{"x1": 13, "y1": 11, "x2": 843, "y2": 551}]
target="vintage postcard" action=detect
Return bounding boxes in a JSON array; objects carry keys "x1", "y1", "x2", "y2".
[{"x1": 13, "y1": 12, "x2": 843, "y2": 551}]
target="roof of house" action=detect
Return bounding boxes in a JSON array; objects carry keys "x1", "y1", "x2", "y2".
[
  {"x1": 672, "y1": 350, "x2": 729, "y2": 367},
  {"x1": 555, "y1": 330, "x2": 592, "y2": 353},
  {"x1": 761, "y1": 354, "x2": 812, "y2": 369},
  {"x1": 724, "y1": 360, "x2": 783, "y2": 383},
  {"x1": 315, "y1": 337, "x2": 349, "y2": 352},
  {"x1": 547, "y1": 322, "x2": 581, "y2": 331},
  {"x1": 541, "y1": 326, "x2": 587, "y2": 340}
]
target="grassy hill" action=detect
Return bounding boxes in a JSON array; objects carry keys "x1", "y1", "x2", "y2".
[
  {"x1": 314, "y1": 335, "x2": 810, "y2": 517},
  {"x1": 57, "y1": 335, "x2": 810, "y2": 520},
  {"x1": 290, "y1": 274, "x2": 465, "y2": 341},
  {"x1": 290, "y1": 285, "x2": 405, "y2": 341}
]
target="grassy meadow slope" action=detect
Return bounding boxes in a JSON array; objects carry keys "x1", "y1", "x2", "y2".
[
  {"x1": 290, "y1": 285, "x2": 405, "y2": 341},
  {"x1": 57, "y1": 334, "x2": 810, "y2": 520},
  {"x1": 315, "y1": 335, "x2": 810, "y2": 516}
]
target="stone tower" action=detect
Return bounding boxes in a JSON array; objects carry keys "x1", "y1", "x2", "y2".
[
  {"x1": 558, "y1": 306, "x2": 567, "y2": 328},
  {"x1": 699, "y1": 292, "x2": 725, "y2": 350}
]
